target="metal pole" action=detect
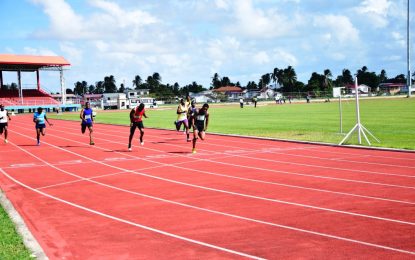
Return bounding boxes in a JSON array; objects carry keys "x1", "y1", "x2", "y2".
[
  {"x1": 60, "y1": 68, "x2": 66, "y2": 105},
  {"x1": 339, "y1": 94, "x2": 343, "y2": 134},
  {"x1": 18, "y1": 70, "x2": 23, "y2": 105},
  {"x1": 407, "y1": 0, "x2": 412, "y2": 97},
  {"x1": 355, "y1": 77, "x2": 362, "y2": 144}
]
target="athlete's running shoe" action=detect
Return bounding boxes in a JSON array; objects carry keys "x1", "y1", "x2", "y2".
[
  {"x1": 192, "y1": 148, "x2": 196, "y2": 154},
  {"x1": 128, "y1": 147, "x2": 132, "y2": 151},
  {"x1": 140, "y1": 141, "x2": 144, "y2": 146},
  {"x1": 90, "y1": 141, "x2": 95, "y2": 145},
  {"x1": 4, "y1": 139, "x2": 8, "y2": 144},
  {"x1": 36, "y1": 141, "x2": 40, "y2": 146},
  {"x1": 186, "y1": 138, "x2": 191, "y2": 142}
]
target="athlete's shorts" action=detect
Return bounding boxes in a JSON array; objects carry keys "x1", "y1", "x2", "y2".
[
  {"x1": 0, "y1": 122, "x2": 7, "y2": 134},
  {"x1": 36, "y1": 123, "x2": 46, "y2": 129},
  {"x1": 176, "y1": 118, "x2": 188, "y2": 127},
  {"x1": 81, "y1": 122, "x2": 93, "y2": 133},
  {"x1": 194, "y1": 122, "x2": 204, "y2": 132},
  {"x1": 130, "y1": 121, "x2": 144, "y2": 135}
]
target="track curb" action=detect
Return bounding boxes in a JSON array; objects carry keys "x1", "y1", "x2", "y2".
[{"x1": 0, "y1": 188, "x2": 48, "y2": 260}]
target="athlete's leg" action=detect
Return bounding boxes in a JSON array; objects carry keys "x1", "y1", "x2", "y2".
[
  {"x1": 198, "y1": 130, "x2": 205, "y2": 141},
  {"x1": 175, "y1": 120, "x2": 182, "y2": 131},
  {"x1": 88, "y1": 125, "x2": 94, "y2": 145},
  {"x1": 192, "y1": 128, "x2": 198, "y2": 153},
  {"x1": 41, "y1": 128, "x2": 46, "y2": 136},
  {"x1": 81, "y1": 124, "x2": 87, "y2": 134},
  {"x1": 4, "y1": 125, "x2": 8, "y2": 142},
  {"x1": 36, "y1": 128, "x2": 41, "y2": 145},
  {"x1": 128, "y1": 124, "x2": 137, "y2": 149},
  {"x1": 184, "y1": 120, "x2": 190, "y2": 141}
]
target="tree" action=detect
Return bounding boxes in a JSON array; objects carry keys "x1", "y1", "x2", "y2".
[
  {"x1": 334, "y1": 69, "x2": 354, "y2": 86},
  {"x1": 282, "y1": 66, "x2": 297, "y2": 92},
  {"x1": 133, "y1": 75, "x2": 142, "y2": 89},
  {"x1": 211, "y1": 73, "x2": 221, "y2": 89},
  {"x1": 378, "y1": 69, "x2": 387, "y2": 83},
  {"x1": 95, "y1": 81, "x2": 104, "y2": 94},
  {"x1": 260, "y1": 73, "x2": 271, "y2": 88},
  {"x1": 356, "y1": 66, "x2": 378, "y2": 88},
  {"x1": 73, "y1": 81, "x2": 84, "y2": 95},
  {"x1": 66, "y1": 88, "x2": 73, "y2": 94},
  {"x1": 103, "y1": 75, "x2": 117, "y2": 93},
  {"x1": 323, "y1": 69, "x2": 333, "y2": 92},
  {"x1": 88, "y1": 84, "x2": 95, "y2": 94},
  {"x1": 221, "y1": 76, "x2": 232, "y2": 87},
  {"x1": 118, "y1": 83, "x2": 125, "y2": 93}
]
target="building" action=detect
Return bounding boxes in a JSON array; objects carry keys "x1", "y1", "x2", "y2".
[
  {"x1": 213, "y1": 86, "x2": 243, "y2": 100},
  {"x1": 102, "y1": 93, "x2": 127, "y2": 109},
  {"x1": 377, "y1": 83, "x2": 406, "y2": 95}
]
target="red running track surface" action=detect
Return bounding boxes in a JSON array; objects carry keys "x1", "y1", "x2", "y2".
[{"x1": 1, "y1": 115, "x2": 415, "y2": 259}]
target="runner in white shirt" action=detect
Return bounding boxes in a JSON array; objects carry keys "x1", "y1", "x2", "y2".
[{"x1": 0, "y1": 104, "x2": 12, "y2": 143}]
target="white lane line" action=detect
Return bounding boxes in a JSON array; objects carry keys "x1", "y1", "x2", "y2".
[
  {"x1": 10, "y1": 125, "x2": 415, "y2": 206},
  {"x1": 0, "y1": 168, "x2": 265, "y2": 260},
  {"x1": 9, "y1": 130, "x2": 415, "y2": 227},
  {"x1": 53, "y1": 131, "x2": 415, "y2": 205},
  {"x1": 31, "y1": 125, "x2": 415, "y2": 191},
  {"x1": 44, "y1": 122, "x2": 415, "y2": 178},
  {"x1": 3, "y1": 156, "x2": 415, "y2": 257},
  {"x1": 88, "y1": 122, "x2": 415, "y2": 162}
]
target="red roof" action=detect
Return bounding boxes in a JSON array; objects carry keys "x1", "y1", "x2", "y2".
[
  {"x1": 213, "y1": 86, "x2": 243, "y2": 92},
  {"x1": 0, "y1": 54, "x2": 70, "y2": 66}
]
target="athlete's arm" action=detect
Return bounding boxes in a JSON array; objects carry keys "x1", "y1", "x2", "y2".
[
  {"x1": 7, "y1": 111, "x2": 11, "y2": 120},
  {"x1": 45, "y1": 115, "x2": 53, "y2": 126},
  {"x1": 129, "y1": 109, "x2": 135, "y2": 125},
  {"x1": 143, "y1": 111, "x2": 148, "y2": 118},
  {"x1": 80, "y1": 109, "x2": 85, "y2": 121}
]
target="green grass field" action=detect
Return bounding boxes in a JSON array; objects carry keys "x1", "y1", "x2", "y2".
[
  {"x1": 51, "y1": 97, "x2": 415, "y2": 150},
  {"x1": 0, "y1": 204, "x2": 33, "y2": 259}
]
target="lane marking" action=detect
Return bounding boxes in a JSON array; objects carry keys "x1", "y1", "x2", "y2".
[
  {"x1": 0, "y1": 168, "x2": 264, "y2": 260},
  {"x1": 10, "y1": 125, "x2": 415, "y2": 206},
  {"x1": 9, "y1": 130, "x2": 415, "y2": 227},
  {"x1": 3, "y1": 157, "x2": 415, "y2": 257}
]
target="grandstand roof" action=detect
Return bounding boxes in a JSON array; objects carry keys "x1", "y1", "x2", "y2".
[{"x1": 0, "y1": 54, "x2": 70, "y2": 71}]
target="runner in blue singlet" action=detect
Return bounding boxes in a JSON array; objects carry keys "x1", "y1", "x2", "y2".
[
  {"x1": 80, "y1": 102, "x2": 95, "y2": 145},
  {"x1": 33, "y1": 107, "x2": 53, "y2": 146}
]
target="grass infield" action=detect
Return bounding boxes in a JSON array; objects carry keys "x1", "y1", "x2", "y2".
[
  {"x1": 0, "y1": 203, "x2": 33, "y2": 259},
  {"x1": 51, "y1": 97, "x2": 415, "y2": 150}
]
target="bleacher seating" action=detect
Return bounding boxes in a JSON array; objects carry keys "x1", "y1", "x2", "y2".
[{"x1": 0, "y1": 89, "x2": 59, "y2": 106}]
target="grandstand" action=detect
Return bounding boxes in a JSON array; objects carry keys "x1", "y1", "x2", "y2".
[{"x1": 0, "y1": 54, "x2": 81, "y2": 113}]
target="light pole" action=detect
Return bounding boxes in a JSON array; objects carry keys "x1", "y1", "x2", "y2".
[{"x1": 407, "y1": 0, "x2": 412, "y2": 97}]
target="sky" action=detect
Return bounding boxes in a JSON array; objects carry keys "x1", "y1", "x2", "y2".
[{"x1": 0, "y1": 0, "x2": 413, "y2": 93}]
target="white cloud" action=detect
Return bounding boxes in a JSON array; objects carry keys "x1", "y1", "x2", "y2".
[
  {"x1": 253, "y1": 51, "x2": 270, "y2": 65},
  {"x1": 355, "y1": 0, "x2": 391, "y2": 28},
  {"x1": 23, "y1": 46, "x2": 58, "y2": 56},
  {"x1": 225, "y1": 0, "x2": 294, "y2": 39},
  {"x1": 59, "y1": 42, "x2": 83, "y2": 65},
  {"x1": 313, "y1": 15, "x2": 359, "y2": 43},
  {"x1": 31, "y1": 0, "x2": 159, "y2": 40}
]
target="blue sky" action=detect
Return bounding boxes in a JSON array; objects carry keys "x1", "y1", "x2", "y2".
[{"x1": 0, "y1": 0, "x2": 413, "y2": 92}]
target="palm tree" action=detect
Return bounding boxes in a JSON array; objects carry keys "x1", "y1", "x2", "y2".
[
  {"x1": 323, "y1": 69, "x2": 333, "y2": 91},
  {"x1": 133, "y1": 75, "x2": 142, "y2": 89},
  {"x1": 261, "y1": 73, "x2": 271, "y2": 88},
  {"x1": 283, "y1": 66, "x2": 297, "y2": 92},
  {"x1": 152, "y1": 72, "x2": 161, "y2": 86}
]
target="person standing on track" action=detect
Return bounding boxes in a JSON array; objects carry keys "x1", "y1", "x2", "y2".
[
  {"x1": 33, "y1": 107, "x2": 53, "y2": 146},
  {"x1": 191, "y1": 103, "x2": 209, "y2": 154},
  {"x1": 174, "y1": 98, "x2": 191, "y2": 141},
  {"x1": 80, "y1": 102, "x2": 95, "y2": 145},
  {"x1": 0, "y1": 104, "x2": 11, "y2": 143},
  {"x1": 128, "y1": 103, "x2": 148, "y2": 151}
]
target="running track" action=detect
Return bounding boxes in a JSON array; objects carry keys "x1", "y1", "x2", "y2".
[{"x1": 1, "y1": 115, "x2": 415, "y2": 259}]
